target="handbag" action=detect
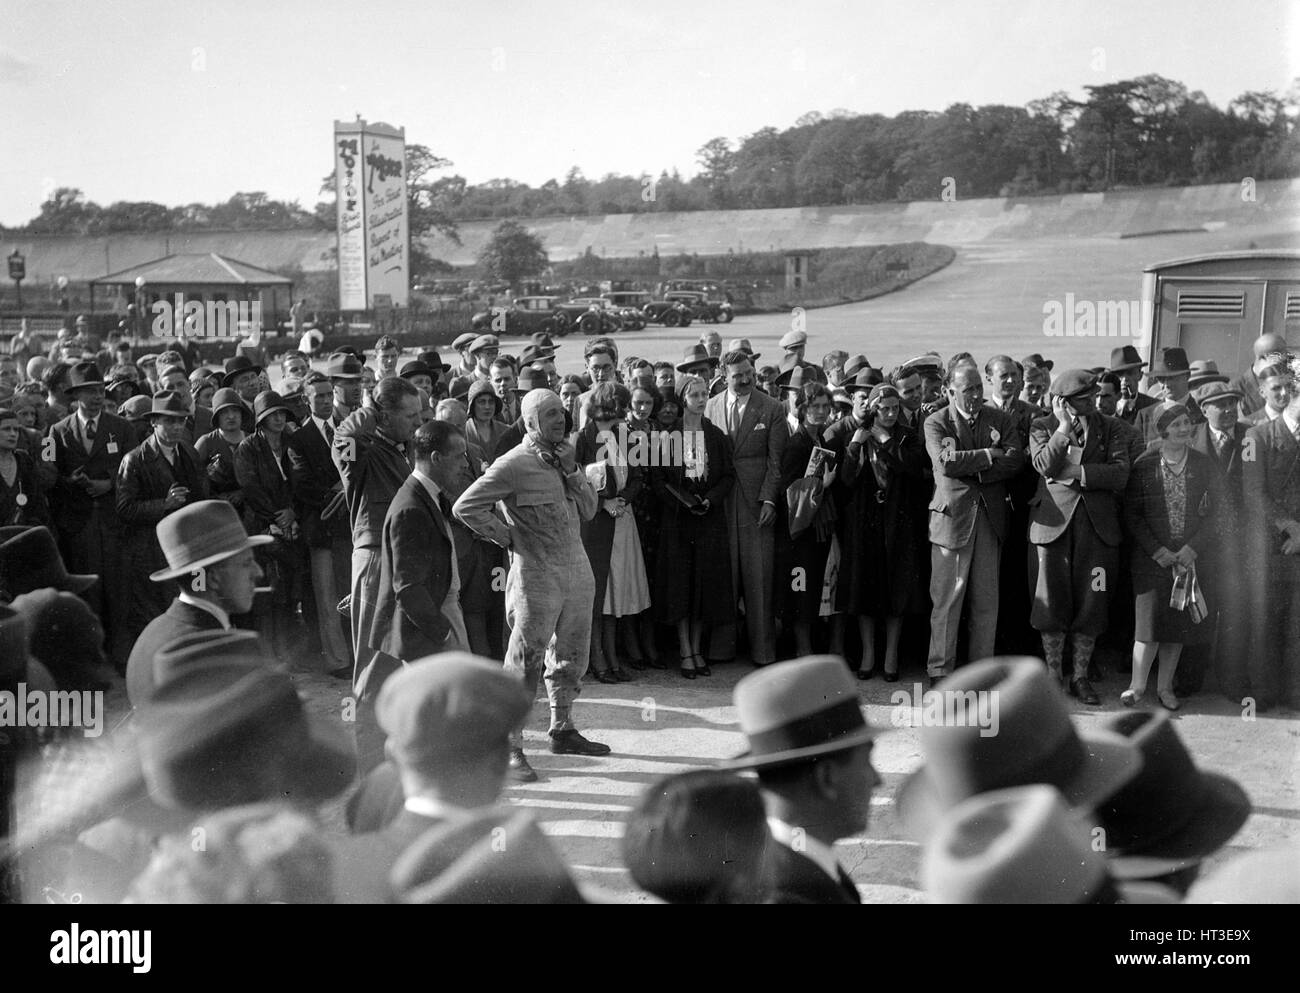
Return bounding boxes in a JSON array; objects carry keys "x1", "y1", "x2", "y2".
[{"x1": 1169, "y1": 565, "x2": 1207, "y2": 624}]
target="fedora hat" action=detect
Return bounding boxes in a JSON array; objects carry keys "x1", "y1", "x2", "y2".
[
  {"x1": 1098, "y1": 711, "x2": 1251, "y2": 880},
  {"x1": 221, "y1": 355, "x2": 263, "y2": 387},
  {"x1": 1192, "y1": 381, "x2": 1244, "y2": 406},
  {"x1": 149, "y1": 389, "x2": 192, "y2": 418},
  {"x1": 415, "y1": 349, "x2": 452, "y2": 373},
  {"x1": 922, "y1": 785, "x2": 1179, "y2": 905},
  {"x1": 842, "y1": 354, "x2": 872, "y2": 379},
  {"x1": 1021, "y1": 353, "x2": 1054, "y2": 372},
  {"x1": 513, "y1": 365, "x2": 550, "y2": 393},
  {"x1": 897, "y1": 657, "x2": 1142, "y2": 840},
  {"x1": 675, "y1": 344, "x2": 719, "y2": 373},
  {"x1": 529, "y1": 332, "x2": 560, "y2": 352},
  {"x1": 393, "y1": 808, "x2": 585, "y2": 905},
  {"x1": 1108, "y1": 345, "x2": 1146, "y2": 372},
  {"x1": 1147, "y1": 347, "x2": 1191, "y2": 378},
  {"x1": 726, "y1": 338, "x2": 760, "y2": 361},
  {"x1": 845, "y1": 366, "x2": 884, "y2": 393},
  {"x1": 777, "y1": 365, "x2": 808, "y2": 393},
  {"x1": 719, "y1": 656, "x2": 883, "y2": 771},
  {"x1": 399, "y1": 359, "x2": 435, "y2": 381},
  {"x1": 65, "y1": 361, "x2": 105, "y2": 393},
  {"x1": 1186, "y1": 359, "x2": 1229, "y2": 388},
  {"x1": 136, "y1": 633, "x2": 355, "y2": 810},
  {"x1": 519, "y1": 345, "x2": 554, "y2": 367},
  {"x1": 0, "y1": 526, "x2": 98, "y2": 598},
  {"x1": 149, "y1": 499, "x2": 273, "y2": 581},
  {"x1": 326, "y1": 352, "x2": 364, "y2": 380},
  {"x1": 251, "y1": 390, "x2": 295, "y2": 425}
]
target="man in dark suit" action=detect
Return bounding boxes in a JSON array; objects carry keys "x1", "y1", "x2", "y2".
[
  {"x1": 1028, "y1": 370, "x2": 1131, "y2": 704},
  {"x1": 156, "y1": 362, "x2": 212, "y2": 445},
  {"x1": 1107, "y1": 345, "x2": 1158, "y2": 425},
  {"x1": 721, "y1": 656, "x2": 884, "y2": 904},
  {"x1": 1230, "y1": 332, "x2": 1290, "y2": 420},
  {"x1": 47, "y1": 362, "x2": 133, "y2": 666},
  {"x1": 116, "y1": 390, "x2": 210, "y2": 650},
  {"x1": 1188, "y1": 382, "x2": 1251, "y2": 700},
  {"x1": 1241, "y1": 360, "x2": 1294, "y2": 427},
  {"x1": 985, "y1": 355, "x2": 1042, "y2": 656},
  {"x1": 705, "y1": 350, "x2": 788, "y2": 666},
  {"x1": 329, "y1": 654, "x2": 535, "y2": 903},
  {"x1": 124, "y1": 500, "x2": 268, "y2": 706},
  {"x1": 924, "y1": 365, "x2": 1024, "y2": 684},
  {"x1": 1242, "y1": 375, "x2": 1300, "y2": 710},
  {"x1": 287, "y1": 372, "x2": 352, "y2": 677},
  {"x1": 368, "y1": 421, "x2": 470, "y2": 676},
  {"x1": 1135, "y1": 347, "x2": 1204, "y2": 444}
]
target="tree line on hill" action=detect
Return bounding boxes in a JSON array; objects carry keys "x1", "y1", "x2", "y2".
[{"x1": 8, "y1": 72, "x2": 1297, "y2": 242}]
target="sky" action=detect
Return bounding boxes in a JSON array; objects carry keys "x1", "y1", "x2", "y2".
[{"x1": 0, "y1": 0, "x2": 1296, "y2": 227}]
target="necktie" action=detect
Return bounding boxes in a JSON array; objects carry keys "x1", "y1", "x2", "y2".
[
  {"x1": 1073, "y1": 419, "x2": 1086, "y2": 450},
  {"x1": 730, "y1": 399, "x2": 740, "y2": 435},
  {"x1": 1214, "y1": 431, "x2": 1228, "y2": 462},
  {"x1": 84, "y1": 418, "x2": 97, "y2": 453},
  {"x1": 438, "y1": 493, "x2": 454, "y2": 520},
  {"x1": 324, "y1": 419, "x2": 335, "y2": 446}
]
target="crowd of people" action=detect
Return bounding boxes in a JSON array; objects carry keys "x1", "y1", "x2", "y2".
[{"x1": 1, "y1": 312, "x2": 1297, "y2": 904}]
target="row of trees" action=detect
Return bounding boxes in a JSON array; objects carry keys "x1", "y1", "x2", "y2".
[{"x1": 10, "y1": 74, "x2": 1298, "y2": 242}]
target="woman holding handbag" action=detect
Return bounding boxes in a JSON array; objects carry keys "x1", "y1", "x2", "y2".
[{"x1": 1122, "y1": 405, "x2": 1223, "y2": 710}]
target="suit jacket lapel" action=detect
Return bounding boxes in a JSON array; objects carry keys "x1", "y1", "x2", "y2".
[{"x1": 735, "y1": 395, "x2": 761, "y2": 449}]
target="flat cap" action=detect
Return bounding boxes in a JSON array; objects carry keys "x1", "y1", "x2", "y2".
[
  {"x1": 779, "y1": 329, "x2": 808, "y2": 350},
  {"x1": 376, "y1": 654, "x2": 531, "y2": 770},
  {"x1": 1049, "y1": 368, "x2": 1099, "y2": 399},
  {"x1": 468, "y1": 334, "x2": 499, "y2": 353}
]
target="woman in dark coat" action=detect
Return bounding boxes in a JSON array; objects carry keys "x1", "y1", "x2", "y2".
[
  {"x1": 622, "y1": 381, "x2": 667, "y2": 668},
  {"x1": 775, "y1": 383, "x2": 838, "y2": 656},
  {"x1": 235, "y1": 390, "x2": 302, "y2": 658},
  {"x1": 0, "y1": 406, "x2": 50, "y2": 527},
  {"x1": 650, "y1": 376, "x2": 735, "y2": 678},
  {"x1": 829, "y1": 383, "x2": 929, "y2": 679},
  {"x1": 577, "y1": 382, "x2": 647, "y2": 683},
  {"x1": 195, "y1": 388, "x2": 250, "y2": 511},
  {"x1": 1122, "y1": 404, "x2": 1222, "y2": 711}
]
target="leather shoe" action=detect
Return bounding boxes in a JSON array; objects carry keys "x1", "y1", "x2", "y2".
[
  {"x1": 1070, "y1": 677, "x2": 1100, "y2": 705},
  {"x1": 508, "y1": 749, "x2": 538, "y2": 783},
  {"x1": 549, "y1": 729, "x2": 611, "y2": 756}
]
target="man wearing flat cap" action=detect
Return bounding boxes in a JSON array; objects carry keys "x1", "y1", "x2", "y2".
[
  {"x1": 448, "y1": 334, "x2": 500, "y2": 399},
  {"x1": 779, "y1": 329, "x2": 827, "y2": 385},
  {"x1": 330, "y1": 653, "x2": 542, "y2": 902},
  {"x1": 721, "y1": 656, "x2": 883, "y2": 904},
  {"x1": 451, "y1": 332, "x2": 479, "y2": 382},
  {"x1": 116, "y1": 390, "x2": 210, "y2": 651},
  {"x1": 1028, "y1": 369, "x2": 1131, "y2": 704},
  {"x1": 454, "y1": 388, "x2": 609, "y2": 783}
]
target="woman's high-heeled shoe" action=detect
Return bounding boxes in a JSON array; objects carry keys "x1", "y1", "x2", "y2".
[
  {"x1": 693, "y1": 654, "x2": 711, "y2": 677},
  {"x1": 1157, "y1": 689, "x2": 1180, "y2": 711},
  {"x1": 679, "y1": 656, "x2": 696, "y2": 680},
  {"x1": 1120, "y1": 689, "x2": 1142, "y2": 707}
]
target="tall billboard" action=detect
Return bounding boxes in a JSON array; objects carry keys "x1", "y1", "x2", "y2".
[{"x1": 334, "y1": 119, "x2": 409, "y2": 310}]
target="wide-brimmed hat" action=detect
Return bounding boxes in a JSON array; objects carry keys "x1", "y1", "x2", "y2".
[
  {"x1": 922, "y1": 785, "x2": 1179, "y2": 905},
  {"x1": 452, "y1": 332, "x2": 478, "y2": 351},
  {"x1": 221, "y1": 355, "x2": 264, "y2": 387},
  {"x1": 8, "y1": 588, "x2": 115, "y2": 691},
  {"x1": 842, "y1": 354, "x2": 871, "y2": 379},
  {"x1": 1186, "y1": 359, "x2": 1229, "y2": 388},
  {"x1": 1148, "y1": 347, "x2": 1191, "y2": 378},
  {"x1": 519, "y1": 345, "x2": 554, "y2": 367},
  {"x1": 1022, "y1": 353, "x2": 1054, "y2": 372},
  {"x1": 415, "y1": 349, "x2": 452, "y2": 373},
  {"x1": 1050, "y1": 368, "x2": 1099, "y2": 399},
  {"x1": 845, "y1": 367, "x2": 884, "y2": 393},
  {"x1": 1098, "y1": 711, "x2": 1251, "y2": 880},
  {"x1": 897, "y1": 657, "x2": 1142, "y2": 840},
  {"x1": 777, "y1": 365, "x2": 808, "y2": 393},
  {"x1": 529, "y1": 332, "x2": 560, "y2": 352},
  {"x1": 676, "y1": 344, "x2": 719, "y2": 373},
  {"x1": 1192, "y1": 381, "x2": 1244, "y2": 406},
  {"x1": 251, "y1": 390, "x2": 295, "y2": 425},
  {"x1": 136, "y1": 632, "x2": 355, "y2": 810},
  {"x1": 779, "y1": 329, "x2": 808, "y2": 350},
  {"x1": 0, "y1": 526, "x2": 99, "y2": 598},
  {"x1": 326, "y1": 352, "x2": 364, "y2": 380},
  {"x1": 65, "y1": 362, "x2": 105, "y2": 393},
  {"x1": 149, "y1": 390, "x2": 192, "y2": 418},
  {"x1": 1107, "y1": 345, "x2": 1147, "y2": 372},
  {"x1": 719, "y1": 656, "x2": 883, "y2": 771},
  {"x1": 149, "y1": 500, "x2": 273, "y2": 581},
  {"x1": 393, "y1": 808, "x2": 585, "y2": 904}
]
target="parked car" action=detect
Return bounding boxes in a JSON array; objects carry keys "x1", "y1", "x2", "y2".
[
  {"x1": 640, "y1": 296, "x2": 695, "y2": 328},
  {"x1": 470, "y1": 296, "x2": 572, "y2": 336},
  {"x1": 664, "y1": 290, "x2": 734, "y2": 324}
]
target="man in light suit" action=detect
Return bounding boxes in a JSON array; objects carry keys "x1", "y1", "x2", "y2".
[
  {"x1": 1242, "y1": 371, "x2": 1300, "y2": 711},
  {"x1": 1027, "y1": 370, "x2": 1131, "y2": 704},
  {"x1": 705, "y1": 349, "x2": 788, "y2": 666},
  {"x1": 923, "y1": 365, "x2": 1025, "y2": 685}
]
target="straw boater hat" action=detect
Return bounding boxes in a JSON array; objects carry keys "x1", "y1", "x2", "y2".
[
  {"x1": 897, "y1": 657, "x2": 1142, "y2": 840},
  {"x1": 719, "y1": 656, "x2": 883, "y2": 771},
  {"x1": 922, "y1": 785, "x2": 1179, "y2": 904},
  {"x1": 149, "y1": 500, "x2": 272, "y2": 582}
]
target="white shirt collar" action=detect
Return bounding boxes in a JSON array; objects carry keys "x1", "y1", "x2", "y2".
[
  {"x1": 312, "y1": 413, "x2": 333, "y2": 436},
  {"x1": 77, "y1": 409, "x2": 97, "y2": 428},
  {"x1": 412, "y1": 468, "x2": 444, "y2": 505},
  {"x1": 178, "y1": 591, "x2": 231, "y2": 630},
  {"x1": 766, "y1": 816, "x2": 843, "y2": 884},
  {"x1": 1266, "y1": 405, "x2": 1282, "y2": 421}
]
